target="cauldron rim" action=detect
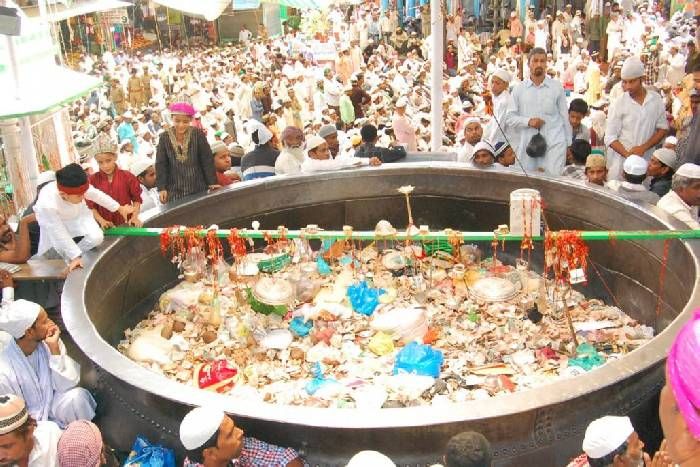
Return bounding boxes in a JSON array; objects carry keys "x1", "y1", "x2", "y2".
[{"x1": 62, "y1": 164, "x2": 700, "y2": 429}]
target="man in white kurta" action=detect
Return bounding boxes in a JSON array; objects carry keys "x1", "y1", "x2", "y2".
[
  {"x1": 392, "y1": 97, "x2": 417, "y2": 152},
  {"x1": 484, "y1": 69, "x2": 516, "y2": 146},
  {"x1": 604, "y1": 57, "x2": 668, "y2": 180},
  {"x1": 0, "y1": 300, "x2": 96, "y2": 428},
  {"x1": 34, "y1": 164, "x2": 131, "y2": 272},
  {"x1": 506, "y1": 48, "x2": 572, "y2": 176},
  {"x1": 656, "y1": 163, "x2": 700, "y2": 229}
]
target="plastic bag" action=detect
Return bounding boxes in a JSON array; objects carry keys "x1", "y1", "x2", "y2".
[
  {"x1": 195, "y1": 359, "x2": 238, "y2": 392},
  {"x1": 568, "y1": 342, "x2": 605, "y2": 371},
  {"x1": 289, "y1": 316, "x2": 313, "y2": 337},
  {"x1": 526, "y1": 131, "x2": 547, "y2": 158},
  {"x1": 393, "y1": 342, "x2": 444, "y2": 378},
  {"x1": 316, "y1": 256, "x2": 332, "y2": 275},
  {"x1": 368, "y1": 332, "x2": 395, "y2": 356},
  {"x1": 123, "y1": 435, "x2": 176, "y2": 467},
  {"x1": 347, "y1": 281, "x2": 385, "y2": 316}
]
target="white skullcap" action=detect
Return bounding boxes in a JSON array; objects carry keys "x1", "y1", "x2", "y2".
[
  {"x1": 253, "y1": 125, "x2": 273, "y2": 145},
  {"x1": 346, "y1": 450, "x2": 395, "y2": 467},
  {"x1": 623, "y1": 155, "x2": 648, "y2": 176},
  {"x1": 180, "y1": 407, "x2": 225, "y2": 451},
  {"x1": 652, "y1": 148, "x2": 679, "y2": 171},
  {"x1": 37, "y1": 171, "x2": 56, "y2": 186},
  {"x1": 676, "y1": 163, "x2": 700, "y2": 178},
  {"x1": 395, "y1": 97, "x2": 408, "y2": 108},
  {"x1": 0, "y1": 299, "x2": 42, "y2": 338},
  {"x1": 664, "y1": 136, "x2": 678, "y2": 145},
  {"x1": 582, "y1": 416, "x2": 634, "y2": 459},
  {"x1": 621, "y1": 56, "x2": 645, "y2": 79},
  {"x1": 471, "y1": 141, "x2": 495, "y2": 158},
  {"x1": 129, "y1": 157, "x2": 154, "y2": 177},
  {"x1": 318, "y1": 124, "x2": 337, "y2": 138},
  {"x1": 306, "y1": 135, "x2": 327, "y2": 152},
  {"x1": 491, "y1": 68, "x2": 512, "y2": 84},
  {"x1": 464, "y1": 116, "x2": 481, "y2": 126},
  {"x1": 210, "y1": 141, "x2": 228, "y2": 155}
]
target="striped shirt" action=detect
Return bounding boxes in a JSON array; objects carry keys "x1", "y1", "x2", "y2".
[
  {"x1": 241, "y1": 145, "x2": 280, "y2": 181},
  {"x1": 155, "y1": 128, "x2": 217, "y2": 202}
]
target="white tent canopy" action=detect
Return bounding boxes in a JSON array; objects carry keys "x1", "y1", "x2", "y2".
[
  {"x1": 151, "y1": 0, "x2": 231, "y2": 21},
  {"x1": 0, "y1": 1, "x2": 102, "y2": 119},
  {"x1": 22, "y1": 0, "x2": 132, "y2": 22}
]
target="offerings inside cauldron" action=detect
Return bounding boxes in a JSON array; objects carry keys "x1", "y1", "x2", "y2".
[{"x1": 119, "y1": 216, "x2": 656, "y2": 409}]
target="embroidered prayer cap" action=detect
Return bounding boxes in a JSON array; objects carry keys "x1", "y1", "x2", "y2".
[
  {"x1": 169, "y1": 94, "x2": 196, "y2": 117},
  {"x1": 57, "y1": 420, "x2": 103, "y2": 467},
  {"x1": 180, "y1": 406, "x2": 225, "y2": 450},
  {"x1": 582, "y1": 416, "x2": 634, "y2": 459},
  {"x1": 91, "y1": 133, "x2": 117, "y2": 158},
  {"x1": 585, "y1": 154, "x2": 607, "y2": 169},
  {"x1": 652, "y1": 148, "x2": 679, "y2": 171},
  {"x1": 493, "y1": 141, "x2": 511, "y2": 157},
  {"x1": 0, "y1": 394, "x2": 29, "y2": 435},
  {"x1": 0, "y1": 299, "x2": 41, "y2": 338},
  {"x1": 345, "y1": 450, "x2": 395, "y2": 467},
  {"x1": 667, "y1": 310, "x2": 700, "y2": 439},
  {"x1": 210, "y1": 141, "x2": 228, "y2": 155}
]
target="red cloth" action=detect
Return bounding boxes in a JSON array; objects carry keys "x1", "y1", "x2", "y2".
[
  {"x1": 87, "y1": 169, "x2": 142, "y2": 225},
  {"x1": 216, "y1": 171, "x2": 234, "y2": 186}
]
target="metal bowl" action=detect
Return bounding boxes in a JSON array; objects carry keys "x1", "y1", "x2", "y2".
[{"x1": 63, "y1": 164, "x2": 700, "y2": 466}]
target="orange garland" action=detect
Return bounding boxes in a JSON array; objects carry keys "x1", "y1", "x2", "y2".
[{"x1": 544, "y1": 230, "x2": 589, "y2": 285}]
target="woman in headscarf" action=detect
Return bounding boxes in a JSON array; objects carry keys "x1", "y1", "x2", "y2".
[
  {"x1": 659, "y1": 310, "x2": 700, "y2": 466},
  {"x1": 155, "y1": 100, "x2": 219, "y2": 204}
]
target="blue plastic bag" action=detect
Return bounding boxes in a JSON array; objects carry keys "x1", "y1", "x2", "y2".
[
  {"x1": 347, "y1": 281, "x2": 385, "y2": 316},
  {"x1": 305, "y1": 363, "x2": 337, "y2": 395},
  {"x1": 289, "y1": 316, "x2": 313, "y2": 337},
  {"x1": 316, "y1": 256, "x2": 332, "y2": 275},
  {"x1": 393, "y1": 342, "x2": 444, "y2": 378},
  {"x1": 123, "y1": 435, "x2": 176, "y2": 467}
]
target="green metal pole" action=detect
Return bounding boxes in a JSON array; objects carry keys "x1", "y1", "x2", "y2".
[{"x1": 104, "y1": 227, "x2": 700, "y2": 242}]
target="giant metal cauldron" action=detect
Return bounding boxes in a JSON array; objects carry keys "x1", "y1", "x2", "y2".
[{"x1": 62, "y1": 164, "x2": 700, "y2": 466}]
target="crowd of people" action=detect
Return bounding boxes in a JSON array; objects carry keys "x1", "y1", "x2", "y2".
[{"x1": 0, "y1": 0, "x2": 699, "y2": 465}]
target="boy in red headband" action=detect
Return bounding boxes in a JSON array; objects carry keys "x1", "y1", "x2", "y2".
[{"x1": 34, "y1": 163, "x2": 134, "y2": 272}]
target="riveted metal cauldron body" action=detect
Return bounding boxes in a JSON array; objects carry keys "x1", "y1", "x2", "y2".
[{"x1": 63, "y1": 165, "x2": 700, "y2": 466}]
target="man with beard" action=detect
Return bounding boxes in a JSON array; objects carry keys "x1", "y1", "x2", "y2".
[
  {"x1": 506, "y1": 47, "x2": 571, "y2": 176},
  {"x1": 275, "y1": 126, "x2": 306, "y2": 175},
  {"x1": 0, "y1": 300, "x2": 96, "y2": 428},
  {"x1": 457, "y1": 117, "x2": 484, "y2": 163},
  {"x1": 657, "y1": 163, "x2": 700, "y2": 229}
]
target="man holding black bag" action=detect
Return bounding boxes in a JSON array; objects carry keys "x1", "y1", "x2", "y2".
[{"x1": 506, "y1": 47, "x2": 572, "y2": 176}]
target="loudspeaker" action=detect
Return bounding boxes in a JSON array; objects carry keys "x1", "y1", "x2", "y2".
[{"x1": 0, "y1": 7, "x2": 21, "y2": 37}]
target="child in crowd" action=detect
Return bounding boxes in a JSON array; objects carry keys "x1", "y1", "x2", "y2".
[
  {"x1": 129, "y1": 157, "x2": 161, "y2": 216},
  {"x1": 562, "y1": 139, "x2": 592, "y2": 180},
  {"x1": 568, "y1": 98, "x2": 599, "y2": 148},
  {"x1": 211, "y1": 141, "x2": 241, "y2": 186},
  {"x1": 584, "y1": 153, "x2": 608, "y2": 186},
  {"x1": 87, "y1": 134, "x2": 143, "y2": 228},
  {"x1": 34, "y1": 163, "x2": 133, "y2": 272}
]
